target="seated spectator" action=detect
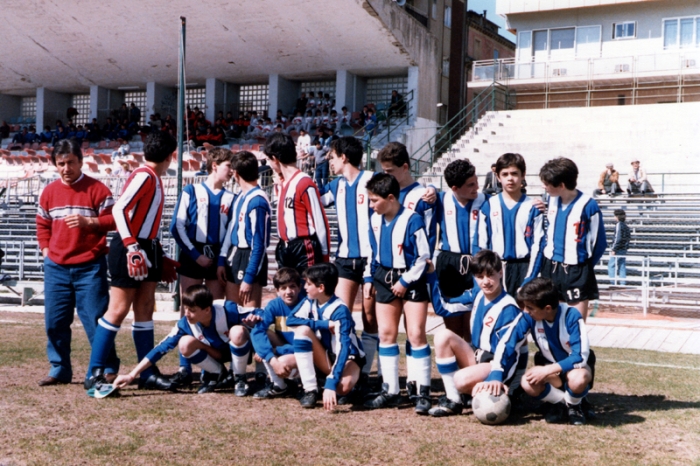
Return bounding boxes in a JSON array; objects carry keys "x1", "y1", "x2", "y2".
[
  {"x1": 102, "y1": 117, "x2": 117, "y2": 140},
  {"x1": 321, "y1": 109, "x2": 330, "y2": 128},
  {"x1": 114, "y1": 159, "x2": 132, "y2": 177},
  {"x1": 116, "y1": 123, "x2": 130, "y2": 140},
  {"x1": 306, "y1": 92, "x2": 317, "y2": 112},
  {"x1": 0, "y1": 121, "x2": 10, "y2": 139},
  {"x1": 129, "y1": 103, "x2": 141, "y2": 126},
  {"x1": 40, "y1": 126, "x2": 54, "y2": 144},
  {"x1": 336, "y1": 107, "x2": 352, "y2": 136},
  {"x1": 482, "y1": 163, "x2": 502, "y2": 195},
  {"x1": 209, "y1": 127, "x2": 225, "y2": 146},
  {"x1": 275, "y1": 110, "x2": 288, "y2": 126},
  {"x1": 388, "y1": 90, "x2": 405, "y2": 119},
  {"x1": 627, "y1": 159, "x2": 654, "y2": 195},
  {"x1": 362, "y1": 108, "x2": 377, "y2": 149},
  {"x1": 290, "y1": 112, "x2": 304, "y2": 133},
  {"x1": 23, "y1": 126, "x2": 39, "y2": 144},
  {"x1": 594, "y1": 163, "x2": 622, "y2": 197},
  {"x1": 74, "y1": 125, "x2": 87, "y2": 143},
  {"x1": 55, "y1": 125, "x2": 68, "y2": 141},
  {"x1": 295, "y1": 92, "x2": 308, "y2": 116},
  {"x1": 149, "y1": 113, "x2": 162, "y2": 130},
  {"x1": 357, "y1": 105, "x2": 370, "y2": 126},
  {"x1": 323, "y1": 93, "x2": 334, "y2": 110},
  {"x1": 111, "y1": 138, "x2": 131, "y2": 161},
  {"x1": 10, "y1": 128, "x2": 27, "y2": 149},
  {"x1": 86, "y1": 119, "x2": 102, "y2": 142}
]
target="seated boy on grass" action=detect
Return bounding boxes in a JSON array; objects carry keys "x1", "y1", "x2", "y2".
[
  {"x1": 287, "y1": 263, "x2": 366, "y2": 411},
  {"x1": 113, "y1": 285, "x2": 260, "y2": 395}
]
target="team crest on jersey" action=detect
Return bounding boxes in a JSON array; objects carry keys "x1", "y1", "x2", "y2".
[
  {"x1": 565, "y1": 341, "x2": 571, "y2": 347},
  {"x1": 472, "y1": 210, "x2": 478, "y2": 220},
  {"x1": 524, "y1": 226, "x2": 532, "y2": 237},
  {"x1": 492, "y1": 211, "x2": 499, "y2": 217},
  {"x1": 198, "y1": 335, "x2": 205, "y2": 341},
  {"x1": 538, "y1": 328, "x2": 545, "y2": 333},
  {"x1": 447, "y1": 210, "x2": 453, "y2": 216}
]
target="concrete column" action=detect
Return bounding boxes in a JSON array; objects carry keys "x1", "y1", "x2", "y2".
[
  {"x1": 407, "y1": 66, "x2": 420, "y2": 125},
  {"x1": 90, "y1": 85, "x2": 117, "y2": 124},
  {"x1": 0, "y1": 95, "x2": 21, "y2": 126},
  {"x1": 36, "y1": 88, "x2": 72, "y2": 132},
  {"x1": 335, "y1": 70, "x2": 367, "y2": 113},
  {"x1": 268, "y1": 75, "x2": 300, "y2": 117},
  {"x1": 225, "y1": 83, "x2": 241, "y2": 116},
  {"x1": 205, "y1": 78, "x2": 225, "y2": 122},
  {"x1": 146, "y1": 82, "x2": 177, "y2": 122}
]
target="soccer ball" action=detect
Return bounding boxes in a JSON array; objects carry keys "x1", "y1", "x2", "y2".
[{"x1": 472, "y1": 391, "x2": 511, "y2": 425}]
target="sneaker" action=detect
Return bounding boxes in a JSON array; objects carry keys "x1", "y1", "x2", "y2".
[
  {"x1": 544, "y1": 402, "x2": 567, "y2": 424},
  {"x1": 412, "y1": 385, "x2": 432, "y2": 415},
  {"x1": 567, "y1": 403, "x2": 586, "y2": 426},
  {"x1": 581, "y1": 396, "x2": 596, "y2": 420},
  {"x1": 216, "y1": 370, "x2": 236, "y2": 390},
  {"x1": 253, "y1": 382, "x2": 290, "y2": 399},
  {"x1": 428, "y1": 395, "x2": 464, "y2": 417},
  {"x1": 299, "y1": 389, "x2": 320, "y2": 409},
  {"x1": 197, "y1": 372, "x2": 221, "y2": 395},
  {"x1": 169, "y1": 368, "x2": 193, "y2": 388},
  {"x1": 363, "y1": 383, "x2": 403, "y2": 410},
  {"x1": 234, "y1": 374, "x2": 250, "y2": 397}
]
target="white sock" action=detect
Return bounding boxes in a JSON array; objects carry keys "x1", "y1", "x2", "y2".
[
  {"x1": 293, "y1": 336, "x2": 317, "y2": 392},
  {"x1": 229, "y1": 342, "x2": 250, "y2": 375},
  {"x1": 541, "y1": 384, "x2": 566, "y2": 404},
  {"x1": 378, "y1": 344, "x2": 400, "y2": 395},
  {"x1": 189, "y1": 349, "x2": 223, "y2": 374},
  {"x1": 361, "y1": 332, "x2": 379, "y2": 375},
  {"x1": 565, "y1": 386, "x2": 587, "y2": 406},
  {"x1": 436, "y1": 356, "x2": 460, "y2": 403},
  {"x1": 412, "y1": 344, "x2": 432, "y2": 389},
  {"x1": 263, "y1": 359, "x2": 287, "y2": 389}
]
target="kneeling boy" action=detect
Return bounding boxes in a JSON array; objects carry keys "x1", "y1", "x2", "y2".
[
  {"x1": 113, "y1": 285, "x2": 259, "y2": 395},
  {"x1": 287, "y1": 263, "x2": 365, "y2": 410}
]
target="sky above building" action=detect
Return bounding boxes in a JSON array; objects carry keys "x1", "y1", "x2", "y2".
[{"x1": 468, "y1": 0, "x2": 516, "y2": 42}]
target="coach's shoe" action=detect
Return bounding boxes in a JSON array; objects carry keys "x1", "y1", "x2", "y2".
[
  {"x1": 413, "y1": 385, "x2": 432, "y2": 415},
  {"x1": 567, "y1": 403, "x2": 586, "y2": 426},
  {"x1": 544, "y1": 402, "x2": 567, "y2": 424},
  {"x1": 299, "y1": 389, "x2": 320, "y2": 409},
  {"x1": 169, "y1": 368, "x2": 193, "y2": 388},
  {"x1": 428, "y1": 395, "x2": 463, "y2": 417},
  {"x1": 234, "y1": 374, "x2": 250, "y2": 397},
  {"x1": 581, "y1": 396, "x2": 596, "y2": 420},
  {"x1": 38, "y1": 376, "x2": 69, "y2": 387},
  {"x1": 363, "y1": 383, "x2": 403, "y2": 410}
]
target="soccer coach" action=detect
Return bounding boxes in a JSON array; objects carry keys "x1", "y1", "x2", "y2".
[{"x1": 36, "y1": 139, "x2": 118, "y2": 386}]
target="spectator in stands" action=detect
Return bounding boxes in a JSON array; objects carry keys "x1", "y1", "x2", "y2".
[
  {"x1": 296, "y1": 128, "x2": 311, "y2": 156},
  {"x1": 87, "y1": 119, "x2": 102, "y2": 142},
  {"x1": 40, "y1": 126, "x2": 54, "y2": 144},
  {"x1": 608, "y1": 209, "x2": 630, "y2": 285},
  {"x1": 362, "y1": 108, "x2": 377, "y2": 150},
  {"x1": 74, "y1": 125, "x2": 87, "y2": 144},
  {"x1": 0, "y1": 121, "x2": 9, "y2": 139},
  {"x1": 129, "y1": 103, "x2": 141, "y2": 126},
  {"x1": 295, "y1": 92, "x2": 308, "y2": 116},
  {"x1": 111, "y1": 138, "x2": 131, "y2": 161},
  {"x1": 482, "y1": 163, "x2": 502, "y2": 195},
  {"x1": 114, "y1": 159, "x2": 133, "y2": 177},
  {"x1": 102, "y1": 117, "x2": 116, "y2": 140},
  {"x1": 258, "y1": 158, "x2": 273, "y2": 195},
  {"x1": 11, "y1": 128, "x2": 28, "y2": 146},
  {"x1": 593, "y1": 163, "x2": 622, "y2": 197},
  {"x1": 387, "y1": 90, "x2": 405, "y2": 119},
  {"x1": 358, "y1": 105, "x2": 370, "y2": 126},
  {"x1": 117, "y1": 123, "x2": 130, "y2": 140},
  {"x1": 67, "y1": 107, "x2": 79, "y2": 122},
  {"x1": 56, "y1": 124, "x2": 68, "y2": 141},
  {"x1": 627, "y1": 159, "x2": 654, "y2": 196},
  {"x1": 308, "y1": 138, "x2": 330, "y2": 187},
  {"x1": 336, "y1": 107, "x2": 352, "y2": 136},
  {"x1": 117, "y1": 103, "x2": 129, "y2": 123},
  {"x1": 275, "y1": 110, "x2": 288, "y2": 126},
  {"x1": 303, "y1": 110, "x2": 314, "y2": 134},
  {"x1": 307, "y1": 91, "x2": 317, "y2": 112}
]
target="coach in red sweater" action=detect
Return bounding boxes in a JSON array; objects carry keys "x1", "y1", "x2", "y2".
[{"x1": 36, "y1": 139, "x2": 119, "y2": 386}]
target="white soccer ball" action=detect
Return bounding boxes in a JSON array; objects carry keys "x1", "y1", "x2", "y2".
[{"x1": 472, "y1": 391, "x2": 511, "y2": 425}]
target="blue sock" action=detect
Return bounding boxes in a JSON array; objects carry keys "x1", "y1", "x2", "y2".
[
  {"x1": 88, "y1": 317, "x2": 120, "y2": 375},
  {"x1": 132, "y1": 321, "x2": 155, "y2": 380},
  {"x1": 179, "y1": 352, "x2": 192, "y2": 374}
]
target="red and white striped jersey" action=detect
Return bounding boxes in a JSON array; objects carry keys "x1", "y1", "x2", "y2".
[
  {"x1": 114, "y1": 166, "x2": 164, "y2": 246},
  {"x1": 277, "y1": 170, "x2": 330, "y2": 257}
]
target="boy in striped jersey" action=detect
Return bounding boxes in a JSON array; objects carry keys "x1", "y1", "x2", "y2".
[
  {"x1": 264, "y1": 133, "x2": 331, "y2": 274},
  {"x1": 477, "y1": 278, "x2": 595, "y2": 425},
  {"x1": 218, "y1": 151, "x2": 272, "y2": 307},
  {"x1": 362, "y1": 174, "x2": 433, "y2": 414},
  {"x1": 318, "y1": 136, "x2": 379, "y2": 388},
  {"x1": 474, "y1": 153, "x2": 543, "y2": 296},
  {"x1": 86, "y1": 132, "x2": 178, "y2": 395},
  {"x1": 529, "y1": 158, "x2": 607, "y2": 320},
  {"x1": 112, "y1": 285, "x2": 260, "y2": 396},
  {"x1": 426, "y1": 250, "x2": 527, "y2": 417},
  {"x1": 287, "y1": 263, "x2": 365, "y2": 410},
  {"x1": 434, "y1": 159, "x2": 487, "y2": 342},
  {"x1": 170, "y1": 148, "x2": 236, "y2": 386}
]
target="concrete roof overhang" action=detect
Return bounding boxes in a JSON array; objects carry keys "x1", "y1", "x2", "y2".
[{"x1": 0, "y1": 0, "x2": 413, "y2": 96}]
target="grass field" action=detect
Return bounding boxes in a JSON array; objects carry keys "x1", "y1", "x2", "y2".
[{"x1": 1, "y1": 310, "x2": 699, "y2": 466}]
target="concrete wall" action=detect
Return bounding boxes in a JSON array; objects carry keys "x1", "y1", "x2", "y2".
[
  {"x1": 0, "y1": 95, "x2": 21, "y2": 125},
  {"x1": 146, "y1": 82, "x2": 177, "y2": 122},
  {"x1": 498, "y1": 0, "x2": 656, "y2": 15},
  {"x1": 269, "y1": 75, "x2": 300, "y2": 117},
  {"x1": 36, "y1": 88, "x2": 71, "y2": 131}
]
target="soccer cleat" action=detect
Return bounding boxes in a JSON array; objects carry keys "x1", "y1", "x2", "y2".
[
  {"x1": 299, "y1": 389, "x2": 320, "y2": 409},
  {"x1": 234, "y1": 374, "x2": 250, "y2": 397},
  {"x1": 544, "y1": 402, "x2": 567, "y2": 424},
  {"x1": 216, "y1": 370, "x2": 236, "y2": 390},
  {"x1": 413, "y1": 385, "x2": 432, "y2": 415},
  {"x1": 169, "y1": 368, "x2": 193, "y2": 388},
  {"x1": 406, "y1": 381, "x2": 417, "y2": 398},
  {"x1": 139, "y1": 373, "x2": 176, "y2": 391},
  {"x1": 461, "y1": 393, "x2": 473, "y2": 409},
  {"x1": 567, "y1": 403, "x2": 586, "y2": 426},
  {"x1": 429, "y1": 395, "x2": 464, "y2": 417},
  {"x1": 581, "y1": 396, "x2": 596, "y2": 420},
  {"x1": 363, "y1": 383, "x2": 404, "y2": 410},
  {"x1": 254, "y1": 372, "x2": 268, "y2": 390},
  {"x1": 197, "y1": 372, "x2": 221, "y2": 395},
  {"x1": 253, "y1": 382, "x2": 290, "y2": 399},
  {"x1": 84, "y1": 367, "x2": 106, "y2": 391}
]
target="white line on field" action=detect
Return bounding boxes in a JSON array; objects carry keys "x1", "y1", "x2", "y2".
[{"x1": 597, "y1": 359, "x2": 700, "y2": 371}]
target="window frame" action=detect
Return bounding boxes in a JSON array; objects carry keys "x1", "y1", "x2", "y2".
[
  {"x1": 662, "y1": 16, "x2": 700, "y2": 50},
  {"x1": 612, "y1": 21, "x2": 636, "y2": 40}
]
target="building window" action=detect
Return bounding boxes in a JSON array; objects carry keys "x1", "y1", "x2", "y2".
[
  {"x1": 239, "y1": 84, "x2": 269, "y2": 114},
  {"x1": 366, "y1": 77, "x2": 408, "y2": 106},
  {"x1": 517, "y1": 26, "x2": 601, "y2": 60},
  {"x1": 71, "y1": 94, "x2": 91, "y2": 126},
  {"x1": 20, "y1": 97, "x2": 36, "y2": 120},
  {"x1": 431, "y1": 0, "x2": 437, "y2": 19},
  {"x1": 664, "y1": 17, "x2": 700, "y2": 49},
  {"x1": 493, "y1": 50, "x2": 499, "y2": 60},
  {"x1": 613, "y1": 22, "x2": 636, "y2": 39},
  {"x1": 474, "y1": 38, "x2": 482, "y2": 57},
  {"x1": 124, "y1": 91, "x2": 147, "y2": 125},
  {"x1": 300, "y1": 81, "x2": 336, "y2": 110},
  {"x1": 444, "y1": 6, "x2": 451, "y2": 28},
  {"x1": 442, "y1": 58, "x2": 450, "y2": 77},
  {"x1": 576, "y1": 26, "x2": 602, "y2": 58},
  {"x1": 185, "y1": 88, "x2": 206, "y2": 111}
]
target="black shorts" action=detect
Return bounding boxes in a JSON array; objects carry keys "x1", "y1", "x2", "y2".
[
  {"x1": 177, "y1": 243, "x2": 219, "y2": 280},
  {"x1": 534, "y1": 350, "x2": 596, "y2": 389},
  {"x1": 541, "y1": 258, "x2": 599, "y2": 303},
  {"x1": 108, "y1": 234, "x2": 163, "y2": 288},
  {"x1": 225, "y1": 247, "x2": 269, "y2": 286},
  {"x1": 334, "y1": 257, "x2": 367, "y2": 285},
  {"x1": 435, "y1": 251, "x2": 473, "y2": 299},
  {"x1": 328, "y1": 351, "x2": 366, "y2": 371},
  {"x1": 275, "y1": 235, "x2": 323, "y2": 275},
  {"x1": 503, "y1": 257, "x2": 531, "y2": 297},
  {"x1": 372, "y1": 265, "x2": 429, "y2": 304},
  {"x1": 473, "y1": 347, "x2": 526, "y2": 389}
]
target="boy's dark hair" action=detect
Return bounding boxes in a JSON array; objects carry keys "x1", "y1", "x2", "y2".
[
  {"x1": 51, "y1": 138, "x2": 82, "y2": 165},
  {"x1": 330, "y1": 136, "x2": 363, "y2": 167},
  {"x1": 273, "y1": 267, "x2": 302, "y2": 289},
  {"x1": 539, "y1": 157, "x2": 578, "y2": 190},
  {"x1": 264, "y1": 132, "x2": 297, "y2": 165},
  {"x1": 444, "y1": 159, "x2": 476, "y2": 189},
  {"x1": 232, "y1": 150, "x2": 259, "y2": 182},
  {"x1": 613, "y1": 209, "x2": 626, "y2": 221},
  {"x1": 303, "y1": 263, "x2": 338, "y2": 295},
  {"x1": 495, "y1": 153, "x2": 526, "y2": 176},
  {"x1": 182, "y1": 284, "x2": 214, "y2": 309},
  {"x1": 206, "y1": 147, "x2": 234, "y2": 174},
  {"x1": 366, "y1": 173, "x2": 400, "y2": 199},
  {"x1": 516, "y1": 278, "x2": 560, "y2": 311},
  {"x1": 143, "y1": 131, "x2": 176, "y2": 163},
  {"x1": 470, "y1": 249, "x2": 503, "y2": 276},
  {"x1": 377, "y1": 142, "x2": 409, "y2": 168}
]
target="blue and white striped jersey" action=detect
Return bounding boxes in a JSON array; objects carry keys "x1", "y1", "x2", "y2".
[
  {"x1": 399, "y1": 182, "x2": 439, "y2": 253},
  {"x1": 426, "y1": 271, "x2": 480, "y2": 317},
  {"x1": 286, "y1": 295, "x2": 364, "y2": 391},
  {"x1": 470, "y1": 290, "x2": 523, "y2": 355},
  {"x1": 436, "y1": 191, "x2": 487, "y2": 255},
  {"x1": 365, "y1": 206, "x2": 430, "y2": 287},
  {"x1": 319, "y1": 170, "x2": 374, "y2": 259},
  {"x1": 170, "y1": 183, "x2": 236, "y2": 260},
  {"x1": 218, "y1": 186, "x2": 271, "y2": 283},
  {"x1": 474, "y1": 193, "x2": 543, "y2": 261},
  {"x1": 145, "y1": 300, "x2": 256, "y2": 364},
  {"x1": 530, "y1": 191, "x2": 607, "y2": 274},
  {"x1": 250, "y1": 296, "x2": 302, "y2": 363}
]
